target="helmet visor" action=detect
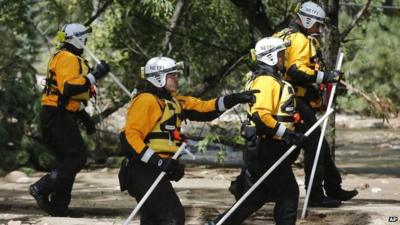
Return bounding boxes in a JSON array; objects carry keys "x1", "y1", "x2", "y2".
[
  {"x1": 146, "y1": 61, "x2": 184, "y2": 77},
  {"x1": 256, "y1": 41, "x2": 291, "y2": 59},
  {"x1": 298, "y1": 11, "x2": 325, "y2": 24}
]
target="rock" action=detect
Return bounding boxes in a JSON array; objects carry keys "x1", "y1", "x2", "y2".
[
  {"x1": 4, "y1": 171, "x2": 30, "y2": 183},
  {"x1": 371, "y1": 187, "x2": 382, "y2": 193},
  {"x1": 7, "y1": 220, "x2": 22, "y2": 225}
]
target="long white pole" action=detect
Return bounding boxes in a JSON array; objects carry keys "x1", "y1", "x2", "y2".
[
  {"x1": 122, "y1": 143, "x2": 187, "y2": 225},
  {"x1": 216, "y1": 108, "x2": 335, "y2": 225},
  {"x1": 73, "y1": 36, "x2": 135, "y2": 98},
  {"x1": 301, "y1": 51, "x2": 344, "y2": 219}
]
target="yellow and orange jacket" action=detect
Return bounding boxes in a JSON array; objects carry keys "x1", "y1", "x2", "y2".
[
  {"x1": 274, "y1": 21, "x2": 323, "y2": 109},
  {"x1": 41, "y1": 49, "x2": 92, "y2": 112},
  {"x1": 246, "y1": 69, "x2": 297, "y2": 139},
  {"x1": 121, "y1": 86, "x2": 222, "y2": 159}
]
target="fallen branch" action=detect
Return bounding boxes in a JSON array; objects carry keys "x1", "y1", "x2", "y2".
[
  {"x1": 340, "y1": 80, "x2": 398, "y2": 126},
  {"x1": 92, "y1": 100, "x2": 127, "y2": 125}
]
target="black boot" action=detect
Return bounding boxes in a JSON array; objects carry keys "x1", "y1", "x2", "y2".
[
  {"x1": 309, "y1": 195, "x2": 341, "y2": 208},
  {"x1": 29, "y1": 184, "x2": 51, "y2": 213},
  {"x1": 29, "y1": 174, "x2": 54, "y2": 214},
  {"x1": 326, "y1": 188, "x2": 358, "y2": 201},
  {"x1": 49, "y1": 192, "x2": 71, "y2": 217},
  {"x1": 308, "y1": 186, "x2": 341, "y2": 208}
]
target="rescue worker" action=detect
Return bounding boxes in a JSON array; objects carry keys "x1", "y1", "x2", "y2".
[
  {"x1": 118, "y1": 56, "x2": 258, "y2": 225},
  {"x1": 274, "y1": 1, "x2": 358, "y2": 207},
  {"x1": 206, "y1": 37, "x2": 304, "y2": 225},
  {"x1": 29, "y1": 23, "x2": 110, "y2": 216}
]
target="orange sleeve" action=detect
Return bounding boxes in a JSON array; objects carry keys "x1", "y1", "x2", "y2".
[
  {"x1": 176, "y1": 96, "x2": 217, "y2": 112},
  {"x1": 176, "y1": 96, "x2": 221, "y2": 122}
]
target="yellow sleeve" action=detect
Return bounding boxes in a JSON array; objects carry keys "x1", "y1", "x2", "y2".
[
  {"x1": 124, "y1": 93, "x2": 163, "y2": 154},
  {"x1": 285, "y1": 33, "x2": 317, "y2": 84},
  {"x1": 176, "y1": 96, "x2": 221, "y2": 121},
  {"x1": 286, "y1": 33, "x2": 314, "y2": 75},
  {"x1": 249, "y1": 76, "x2": 281, "y2": 129}
]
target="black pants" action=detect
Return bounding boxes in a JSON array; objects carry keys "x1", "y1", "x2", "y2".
[
  {"x1": 295, "y1": 98, "x2": 342, "y2": 198},
  {"x1": 126, "y1": 159, "x2": 185, "y2": 225},
  {"x1": 35, "y1": 106, "x2": 87, "y2": 214},
  {"x1": 221, "y1": 138, "x2": 299, "y2": 225}
]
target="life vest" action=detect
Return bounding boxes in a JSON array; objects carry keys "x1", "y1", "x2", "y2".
[
  {"x1": 43, "y1": 50, "x2": 91, "y2": 109},
  {"x1": 145, "y1": 97, "x2": 183, "y2": 157},
  {"x1": 274, "y1": 80, "x2": 297, "y2": 134},
  {"x1": 273, "y1": 27, "x2": 295, "y2": 82},
  {"x1": 247, "y1": 74, "x2": 297, "y2": 139}
]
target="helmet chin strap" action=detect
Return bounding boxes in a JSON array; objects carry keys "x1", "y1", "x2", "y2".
[{"x1": 62, "y1": 42, "x2": 84, "y2": 56}]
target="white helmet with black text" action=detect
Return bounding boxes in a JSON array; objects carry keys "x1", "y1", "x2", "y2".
[
  {"x1": 59, "y1": 23, "x2": 91, "y2": 49},
  {"x1": 297, "y1": 1, "x2": 326, "y2": 29},
  {"x1": 142, "y1": 57, "x2": 184, "y2": 88},
  {"x1": 253, "y1": 37, "x2": 291, "y2": 66}
]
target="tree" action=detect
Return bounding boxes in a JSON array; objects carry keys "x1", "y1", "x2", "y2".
[{"x1": 0, "y1": 0, "x2": 399, "y2": 171}]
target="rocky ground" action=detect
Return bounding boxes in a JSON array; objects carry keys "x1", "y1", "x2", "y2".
[{"x1": 0, "y1": 116, "x2": 399, "y2": 225}]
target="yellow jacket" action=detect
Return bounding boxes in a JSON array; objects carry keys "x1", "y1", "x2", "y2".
[
  {"x1": 275, "y1": 23, "x2": 315, "y2": 82},
  {"x1": 122, "y1": 89, "x2": 221, "y2": 157},
  {"x1": 41, "y1": 50, "x2": 92, "y2": 112},
  {"x1": 246, "y1": 71, "x2": 296, "y2": 138},
  {"x1": 275, "y1": 21, "x2": 322, "y2": 108}
]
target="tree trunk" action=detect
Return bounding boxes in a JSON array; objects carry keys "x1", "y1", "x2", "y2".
[
  {"x1": 230, "y1": 0, "x2": 274, "y2": 36},
  {"x1": 319, "y1": 0, "x2": 340, "y2": 159},
  {"x1": 320, "y1": 0, "x2": 340, "y2": 69},
  {"x1": 161, "y1": 0, "x2": 186, "y2": 56}
]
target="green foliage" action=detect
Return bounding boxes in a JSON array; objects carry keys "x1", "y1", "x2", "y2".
[
  {"x1": 19, "y1": 166, "x2": 35, "y2": 176},
  {"x1": 195, "y1": 133, "x2": 226, "y2": 164},
  {"x1": 0, "y1": 0, "x2": 399, "y2": 171},
  {"x1": 90, "y1": 0, "x2": 256, "y2": 100},
  {"x1": 339, "y1": 2, "x2": 400, "y2": 115},
  {"x1": 216, "y1": 148, "x2": 226, "y2": 164},
  {"x1": 196, "y1": 133, "x2": 220, "y2": 153}
]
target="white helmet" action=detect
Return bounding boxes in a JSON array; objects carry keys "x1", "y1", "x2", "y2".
[
  {"x1": 254, "y1": 37, "x2": 290, "y2": 66},
  {"x1": 142, "y1": 57, "x2": 184, "y2": 88},
  {"x1": 60, "y1": 23, "x2": 91, "y2": 49},
  {"x1": 297, "y1": 1, "x2": 326, "y2": 29}
]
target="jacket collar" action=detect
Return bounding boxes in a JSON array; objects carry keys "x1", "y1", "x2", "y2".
[
  {"x1": 62, "y1": 43, "x2": 84, "y2": 56},
  {"x1": 145, "y1": 83, "x2": 173, "y2": 101},
  {"x1": 289, "y1": 20, "x2": 307, "y2": 36},
  {"x1": 253, "y1": 63, "x2": 280, "y2": 78}
]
